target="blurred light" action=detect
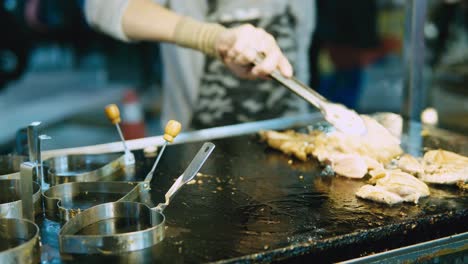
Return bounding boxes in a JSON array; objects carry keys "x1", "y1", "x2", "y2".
[
  {"x1": 424, "y1": 23, "x2": 438, "y2": 39},
  {"x1": 144, "y1": 146, "x2": 158, "y2": 158},
  {"x1": 4, "y1": 0, "x2": 17, "y2": 11},
  {"x1": 421, "y1": 107, "x2": 438, "y2": 125},
  {"x1": 0, "y1": 50, "x2": 18, "y2": 73}
]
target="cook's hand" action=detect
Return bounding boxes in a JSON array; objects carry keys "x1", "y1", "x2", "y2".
[{"x1": 215, "y1": 24, "x2": 293, "y2": 79}]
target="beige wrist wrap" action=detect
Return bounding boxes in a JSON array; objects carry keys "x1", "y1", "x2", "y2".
[{"x1": 173, "y1": 17, "x2": 226, "y2": 58}]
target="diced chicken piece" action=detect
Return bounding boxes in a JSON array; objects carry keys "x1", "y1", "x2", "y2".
[
  {"x1": 420, "y1": 150, "x2": 468, "y2": 185},
  {"x1": 359, "y1": 116, "x2": 403, "y2": 163},
  {"x1": 376, "y1": 170, "x2": 430, "y2": 203},
  {"x1": 371, "y1": 112, "x2": 403, "y2": 139},
  {"x1": 356, "y1": 185, "x2": 404, "y2": 205},
  {"x1": 419, "y1": 168, "x2": 468, "y2": 185},
  {"x1": 259, "y1": 130, "x2": 316, "y2": 161},
  {"x1": 398, "y1": 154, "x2": 423, "y2": 175},
  {"x1": 368, "y1": 168, "x2": 387, "y2": 184},
  {"x1": 364, "y1": 156, "x2": 383, "y2": 171},
  {"x1": 457, "y1": 181, "x2": 468, "y2": 191},
  {"x1": 311, "y1": 116, "x2": 402, "y2": 165},
  {"x1": 356, "y1": 170, "x2": 429, "y2": 205},
  {"x1": 278, "y1": 141, "x2": 313, "y2": 161},
  {"x1": 423, "y1": 149, "x2": 468, "y2": 165},
  {"x1": 332, "y1": 154, "x2": 368, "y2": 178},
  {"x1": 261, "y1": 115, "x2": 401, "y2": 179}
]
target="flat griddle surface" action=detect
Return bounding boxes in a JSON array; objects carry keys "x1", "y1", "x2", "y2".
[{"x1": 41, "y1": 133, "x2": 468, "y2": 263}]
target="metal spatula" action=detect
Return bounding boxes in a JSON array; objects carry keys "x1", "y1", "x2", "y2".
[{"x1": 254, "y1": 55, "x2": 367, "y2": 136}]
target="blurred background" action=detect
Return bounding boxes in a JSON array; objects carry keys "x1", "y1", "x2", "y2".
[{"x1": 0, "y1": 0, "x2": 467, "y2": 154}]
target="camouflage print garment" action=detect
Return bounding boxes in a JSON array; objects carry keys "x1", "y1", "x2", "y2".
[{"x1": 191, "y1": 6, "x2": 306, "y2": 129}]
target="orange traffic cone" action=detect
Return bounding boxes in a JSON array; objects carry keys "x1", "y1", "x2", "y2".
[{"x1": 121, "y1": 90, "x2": 146, "y2": 139}]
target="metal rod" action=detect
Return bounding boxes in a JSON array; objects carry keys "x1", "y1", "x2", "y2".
[
  {"x1": 42, "y1": 113, "x2": 323, "y2": 158},
  {"x1": 20, "y1": 162, "x2": 35, "y2": 221},
  {"x1": 402, "y1": 0, "x2": 428, "y2": 121},
  {"x1": 144, "y1": 143, "x2": 167, "y2": 182},
  {"x1": 38, "y1": 135, "x2": 51, "y2": 191},
  {"x1": 402, "y1": 0, "x2": 428, "y2": 155},
  {"x1": 27, "y1": 122, "x2": 41, "y2": 163},
  {"x1": 115, "y1": 124, "x2": 130, "y2": 154},
  {"x1": 27, "y1": 122, "x2": 42, "y2": 188}
]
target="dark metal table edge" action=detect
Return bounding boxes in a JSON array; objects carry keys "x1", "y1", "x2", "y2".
[{"x1": 208, "y1": 209, "x2": 468, "y2": 263}]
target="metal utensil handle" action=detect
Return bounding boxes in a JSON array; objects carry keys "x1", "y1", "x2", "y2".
[
  {"x1": 143, "y1": 143, "x2": 167, "y2": 183},
  {"x1": 117, "y1": 182, "x2": 146, "y2": 202},
  {"x1": 155, "y1": 142, "x2": 215, "y2": 211},
  {"x1": 253, "y1": 55, "x2": 328, "y2": 110}
]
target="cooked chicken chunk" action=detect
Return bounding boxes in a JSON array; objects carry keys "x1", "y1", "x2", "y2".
[
  {"x1": 259, "y1": 130, "x2": 316, "y2": 161},
  {"x1": 260, "y1": 115, "x2": 402, "y2": 178},
  {"x1": 312, "y1": 116, "x2": 402, "y2": 165},
  {"x1": 419, "y1": 150, "x2": 468, "y2": 185},
  {"x1": 424, "y1": 149, "x2": 468, "y2": 165},
  {"x1": 371, "y1": 112, "x2": 403, "y2": 139},
  {"x1": 420, "y1": 167, "x2": 468, "y2": 185},
  {"x1": 457, "y1": 181, "x2": 468, "y2": 191},
  {"x1": 332, "y1": 154, "x2": 368, "y2": 179},
  {"x1": 355, "y1": 185, "x2": 404, "y2": 205},
  {"x1": 356, "y1": 170, "x2": 430, "y2": 205},
  {"x1": 397, "y1": 154, "x2": 423, "y2": 175},
  {"x1": 377, "y1": 170, "x2": 430, "y2": 201}
]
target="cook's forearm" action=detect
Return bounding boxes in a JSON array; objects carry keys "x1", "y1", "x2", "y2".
[
  {"x1": 85, "y1": 0, "x2": 292, "y2": 77},
  {"x1": 122, "y1": 0, "x2": 225, "y2": 57},
  {"x1": 85, "y1": 0, "x2": 224, "y2": 56},
  {"x1": 85, "y1": 0, "x2": 181, "y2": 42},
  {"x1": 122, "y1": 0, "x2": 181, "y2": 43},
  {"x1": 85, "y1": 0, "x2": 131, "y2": 41}
]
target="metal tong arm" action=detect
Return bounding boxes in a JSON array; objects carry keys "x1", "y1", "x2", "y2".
[
  {"x1": 155, "y1": 142, "x2": 215, "y2": 212},
  {"x1": 253, "y1": 55, "x2": 328, "y2": 111}
]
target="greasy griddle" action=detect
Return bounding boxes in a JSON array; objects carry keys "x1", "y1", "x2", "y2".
[{"x1": 40, "y1": 132, "x2": 468, "y2": 263}]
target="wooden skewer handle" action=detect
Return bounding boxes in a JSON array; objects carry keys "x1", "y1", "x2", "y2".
[
  {"x1": 105, "y1": 104, "x2": 121, "y2": 124},
  {"x1": 163, "y1": 120, "x2": 182, "y2": 143}
]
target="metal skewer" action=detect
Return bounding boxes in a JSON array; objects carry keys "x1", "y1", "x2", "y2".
[
  {"x1": 145, "y1": 120, "x2": 182, "y2": 183},
  {"x1": 105, "y1": 104, "x2": 130, "y2": 153},
  {"x1": 105, "y1": 104, "x2": 135, "y2": 164}
]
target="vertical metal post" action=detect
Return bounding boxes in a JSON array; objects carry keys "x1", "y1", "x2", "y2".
[
  {"x1": 20, "y1": 162, "x2": 35, "y2": 221},
  {"x1": 27, "y1": 122, "x2": 41, "y2": 163},
  {"x1": 38, "y1": 135, "x2": 51, "y2": 191},
  {"x1": 402, "y1": 0, "x2": 428, "y2": 121},
  {"x1": 402, "y1": 0, "x2": 428, "y2": 156},
  {"x1": 27, "y1": 122, "x2": 42, "y2": 186}
]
